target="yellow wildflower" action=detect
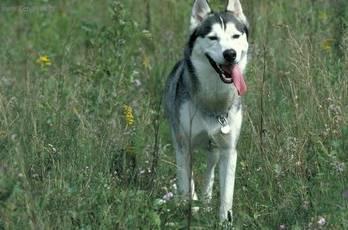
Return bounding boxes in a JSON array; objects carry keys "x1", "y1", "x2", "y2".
[
  {"x1": 321, "y1": 38, "x2": 334, "y2": 51},
  {"x1": 142, "y1": 52, "x2": 151, "y2": 70},
  {"x1": 321, "y1": 38, "x2": 334, "y2": 52},
  {"x1": 36, "y1": 55, "x2": 52, "y2": 66},
  {"x1": 123, "y1": 105, "x2": 135, "y2": 127}
]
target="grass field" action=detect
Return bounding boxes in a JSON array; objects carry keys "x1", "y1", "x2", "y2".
[{"x1": 0, "y1": 0, "x2": 347, "y2": 229}]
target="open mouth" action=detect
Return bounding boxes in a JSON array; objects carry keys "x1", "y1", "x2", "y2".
[
  {"x1": 205, "y1": 54, "x2": 234, "y2": 84},
  {"x1": 205, "y1": 54, "x2": 247, "y2": 96}
]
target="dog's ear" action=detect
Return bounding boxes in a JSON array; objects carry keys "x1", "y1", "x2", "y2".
[
  {"x1": 226, "y1": 0, "x2": 247, "y2": 23},
  {"x1": 190, "y1": 0, "x2": 211, "y2": 31}
]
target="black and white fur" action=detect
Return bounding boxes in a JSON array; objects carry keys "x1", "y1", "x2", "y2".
[{"x1": 164, "y1": 0, "x2": 249, "y2": 222}]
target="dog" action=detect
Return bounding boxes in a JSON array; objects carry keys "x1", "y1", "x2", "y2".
[{"x1": 164, "y1": 0, "x2": 249, "y2": 223}]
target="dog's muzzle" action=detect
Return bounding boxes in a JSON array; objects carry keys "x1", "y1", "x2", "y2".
[
  {"x1": 205, "y1": 53, "x2": 247, "y2": 96},
  {"x1": 205, "y1": 54, "x2": 234, "y2": 84}
]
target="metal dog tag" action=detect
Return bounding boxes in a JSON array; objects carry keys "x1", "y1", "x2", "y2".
[
  {"x1": 221, "y1": 125, "x2": 231, "y2": 134},
  {"x1": 217, "y1": 115, "x2": 230, "y2": 135}
]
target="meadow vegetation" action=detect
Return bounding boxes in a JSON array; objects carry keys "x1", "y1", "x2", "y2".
[{"x1": 0, "y1": 0, "x2": 347, "y2": 229}]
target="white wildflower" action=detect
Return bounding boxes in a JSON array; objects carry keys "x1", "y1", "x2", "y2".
[
  {"x1": 317, "y1": 216, "x2": 326, "y2": 226},
  {"x1": 154, "y1": 198, "x2": 166, "y2": 206},
  {"x1": 163, "y1": 192, "x2": 174, "y2": 201}
]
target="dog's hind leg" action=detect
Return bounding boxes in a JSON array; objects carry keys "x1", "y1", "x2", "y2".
[{"x1": 218, "y1": 147, "x2": 237, "y2": 222}]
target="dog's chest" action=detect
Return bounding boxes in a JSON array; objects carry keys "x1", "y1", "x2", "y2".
[
  {"x1": 192, "y1": 60, "x2": 237, "y2": 112},
  {"x1": 179, "y1": 101, "x2": 241, "y2": 149},
  {"x1": 197, "y1": 81, "x2": 237, "y2": 113}
]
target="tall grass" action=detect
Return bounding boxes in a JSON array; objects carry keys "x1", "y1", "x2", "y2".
[{"x1": 0, "y1": 0, "x2": 347, "y2": 229}]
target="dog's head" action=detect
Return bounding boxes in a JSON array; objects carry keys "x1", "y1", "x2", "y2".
[
  {"x1": 189, "y1": 0, "x2": 249, "y2": 64},
  {"x1": 188, "y1": 0, "x2": 249, "y2": 93}
]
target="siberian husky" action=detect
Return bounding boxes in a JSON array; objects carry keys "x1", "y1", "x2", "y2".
[{"x1": 164, "y1": 0, "x2": 249, "y2": 222}]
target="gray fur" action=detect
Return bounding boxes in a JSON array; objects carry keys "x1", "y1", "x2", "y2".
[{"x1": 164, "y1": 0, "x2": 249, "y2": 223}]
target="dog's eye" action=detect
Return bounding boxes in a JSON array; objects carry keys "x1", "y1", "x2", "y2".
[
  {"x1": 208, "y1": 36, "x2": 218, "y2": 41},
  {"x1": 232, "y1": 34, "x2": 240, "y2": 39}
]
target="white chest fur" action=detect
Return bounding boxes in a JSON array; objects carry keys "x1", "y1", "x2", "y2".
[{"x1": 178, "y1": 100, "x2": 242, "y2": 149}]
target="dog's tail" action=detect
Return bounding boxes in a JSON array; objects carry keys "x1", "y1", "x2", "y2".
[{"x1": 164, "y1": 60, "x2": 185, "y2": 128}]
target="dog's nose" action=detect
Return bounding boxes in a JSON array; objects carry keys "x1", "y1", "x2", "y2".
[{"x1": 223, "y1": 49, "x2": 237, "y2": 63}]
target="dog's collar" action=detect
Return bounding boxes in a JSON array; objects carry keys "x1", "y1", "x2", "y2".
[{"x1": 205, "y1": 54, "x2": 233, "y2": 84}]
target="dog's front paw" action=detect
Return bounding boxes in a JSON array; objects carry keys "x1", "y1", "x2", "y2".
[
  {"x1": 219, "y1": 210, "x2": 233, "y2": 225},
  {"x1": 220, "y1": 220, "x2": 234, "y2": 229}
]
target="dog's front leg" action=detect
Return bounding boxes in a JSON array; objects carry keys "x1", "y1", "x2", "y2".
[
  {"x1": 174, "y1": 140, "x2": 197, "y2": 200},
  {"x1": 203, "y1": 150, "x2": 220, "y2": 202},
  {"x1": 218, "y1": 147, "x2": 237, "y2": 222}
]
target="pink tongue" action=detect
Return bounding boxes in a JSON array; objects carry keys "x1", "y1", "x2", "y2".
[{"x1": 231, "y1": 65, "x2": 247, "y2": 96}]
